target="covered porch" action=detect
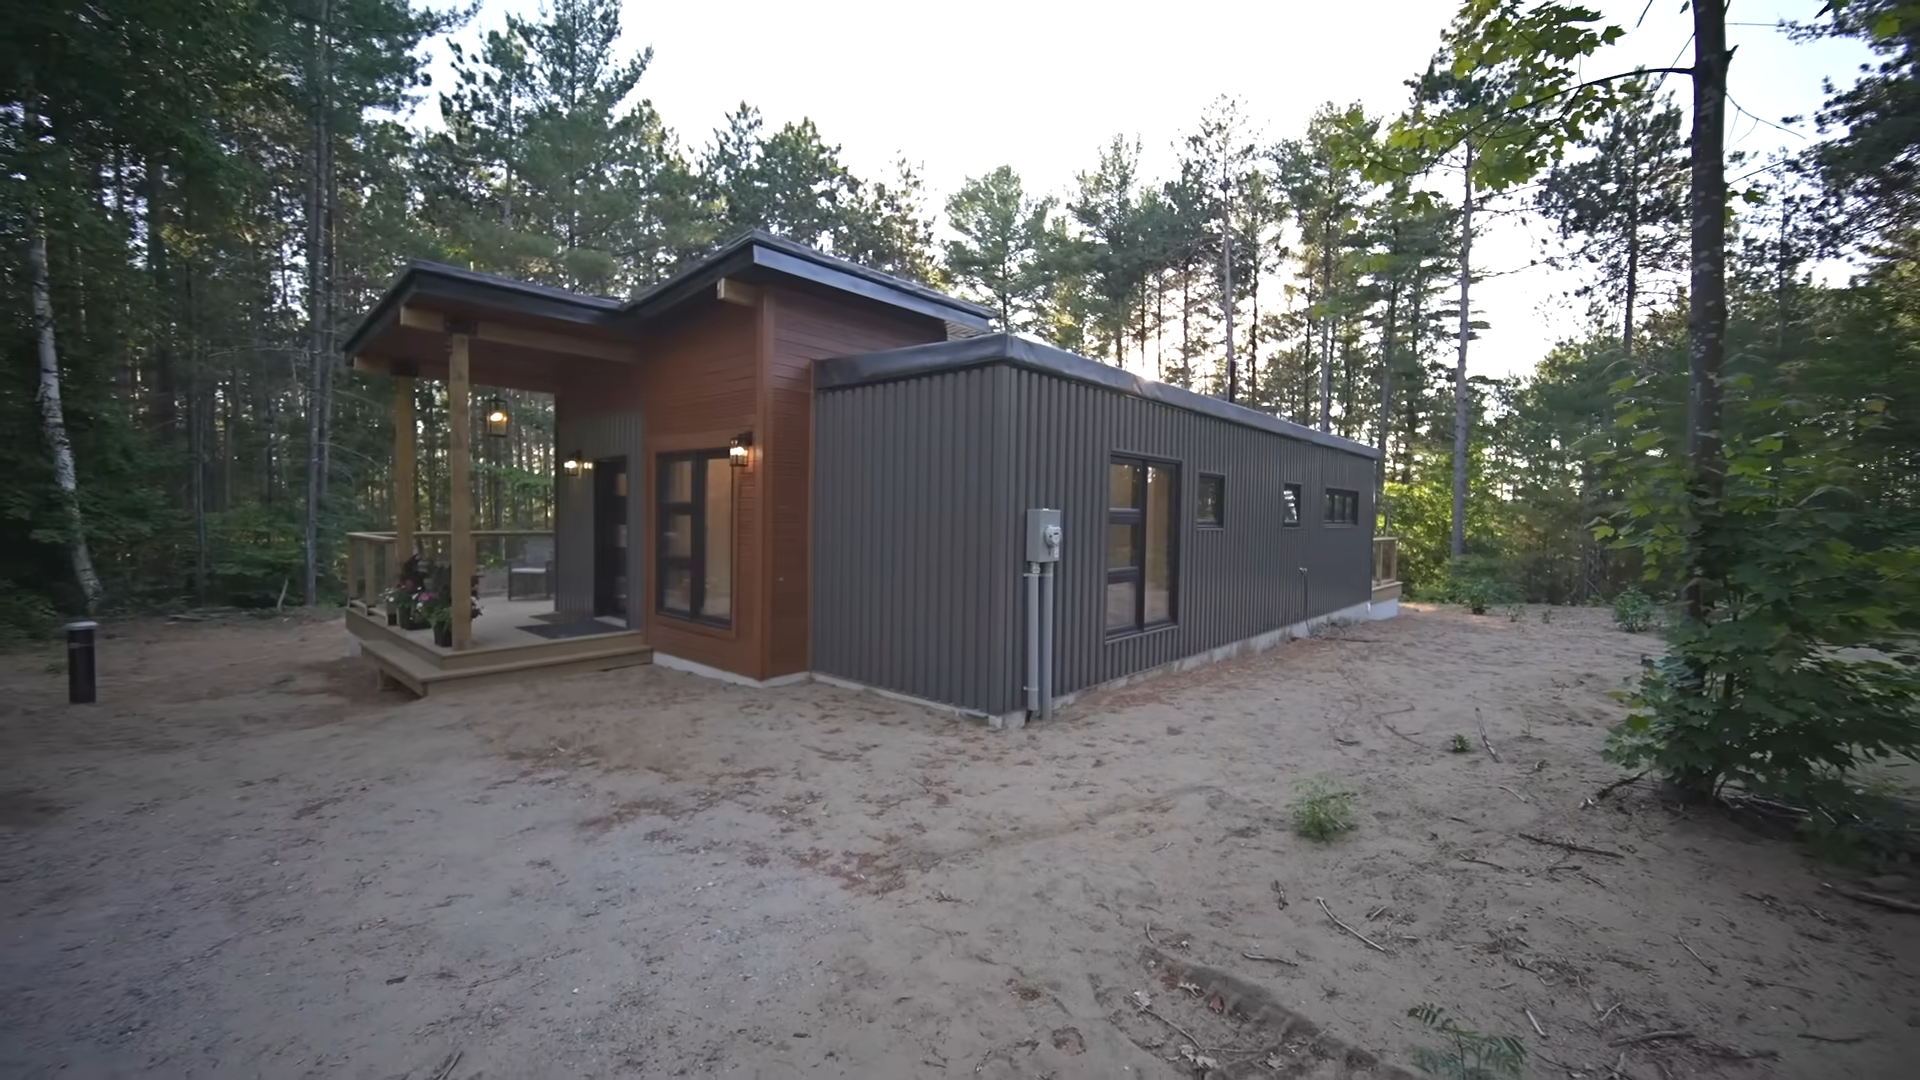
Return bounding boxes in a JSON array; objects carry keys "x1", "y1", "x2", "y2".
[{"x1": 340, "y1": 263, "x2": 651, "y2": 695}]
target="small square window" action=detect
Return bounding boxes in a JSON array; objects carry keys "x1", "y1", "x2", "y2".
[
  {"x1": 1324, "y1": 487, "x2": 1360, "y2": 526},
  {"x1": 1282, "y1": 483, "x2": 1302, "y2": 527},
  {"x1": 1197, "y1": 474, "x2": 1225, "y2": 528}
]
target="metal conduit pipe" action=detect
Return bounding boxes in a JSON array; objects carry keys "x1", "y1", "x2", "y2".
[{"x1": 1024, "y1": 561, "x2": 1041, "y2": 715}]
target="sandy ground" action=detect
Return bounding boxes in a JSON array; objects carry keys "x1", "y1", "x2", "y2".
[{"x1": 1, "y1": 605, "x2": 1915, "y2": 1080}]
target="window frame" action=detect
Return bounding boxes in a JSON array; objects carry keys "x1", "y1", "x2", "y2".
[
  {"x1": 1281, "y1": 482, "x2": 1303, "y2": 528},
  {"x1": 1106, "y1": 455, "x2": 1179, "y2": 639},
  {"x1": 1323, "y1": 486, "x2": 1361, "y2": 527},
  {"x1": 1196, "y1": 473, "x2": 1226, "y2": 530},
  {"x1": 655, "y1": 448, "x2": 734, "y2": 628}
]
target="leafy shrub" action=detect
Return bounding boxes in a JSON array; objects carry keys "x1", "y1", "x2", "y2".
[
  {"x1": 1290, "y1": 776, "x2": 1357, "y2": 841},
  {"x1": 0, "y1": 581, "x2": 59, "y2": 646},
  {"x1": 1611, "y1": 588, "x2": 1655, "y2": 632},
  {"x1": 1408, "y1": 1003, "x2": 1525, "y2": 1080},
  {"x1": 1448, "y1": 733, "x2": 1472, "y2": 754},
  {"x1": 1418, "y1": 554, "x2": 1520, "y2": 615}
]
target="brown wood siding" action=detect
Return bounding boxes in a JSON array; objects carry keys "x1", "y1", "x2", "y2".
[
  {"x1": 764, "y1": 287, "x2": 944, "y2": 676},
  {"x1": 636, "y1": 303, "x2": 764, "y2": 677}
]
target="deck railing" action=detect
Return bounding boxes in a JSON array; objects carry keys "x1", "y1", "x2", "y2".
[
  {"x1": 345, "y1": 529, "x2": 553, "y2": 609},
  {"x1": 1373, "y1": 535, "x2": 1400, "y2": 585}
]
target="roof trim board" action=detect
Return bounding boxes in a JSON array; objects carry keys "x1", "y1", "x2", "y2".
[{"x1": 814, "y1": 333, "x2": 1382, "y2": 460}]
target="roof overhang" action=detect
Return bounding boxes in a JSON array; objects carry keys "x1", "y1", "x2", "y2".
[
  {"x1": 815, "y1": 333, "x2": 1383, "y2": 460},
  {"x1": 341, "y1": 231, "x2": 995, "y2": 382}
]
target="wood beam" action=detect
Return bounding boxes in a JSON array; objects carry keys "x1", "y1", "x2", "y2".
[
  {"x1": 393, "y1": 376, "x2": 416, "y2": 568},
  {"x1": 448, "y1": 336, "x2": 474, "y2": 651},
  {"x1": 398, "y1": 305, "x2": 635, "y2": 363},
  {"x1": 716, "y1": 277, "x2": 760, "y2": 307}
]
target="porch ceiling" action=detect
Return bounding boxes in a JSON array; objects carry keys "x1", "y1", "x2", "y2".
[{"x1": 350, "y1": 297, "x2": 635, "y2": 393}]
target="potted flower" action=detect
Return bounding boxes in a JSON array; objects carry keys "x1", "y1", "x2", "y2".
[
  {"x1": 415, "y1": 589, "x2": 453, "y2": 647},
  {"x1": 381, "y1": 585, "x2": 412, "y2": 626}
]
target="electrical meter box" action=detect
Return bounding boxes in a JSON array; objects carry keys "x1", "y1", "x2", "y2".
[{"x1": 1025, "y1": 508, "x2": 1063, "y2": 563}]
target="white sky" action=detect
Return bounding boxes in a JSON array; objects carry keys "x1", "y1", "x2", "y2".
[{"x1": 421, "y1": 0, "x2": 1872, "y2": 381}]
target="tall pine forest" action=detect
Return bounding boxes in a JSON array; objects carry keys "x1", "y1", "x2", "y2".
[{"x1": 2, "y1": 0, "x2": 1914, "y2": 651}]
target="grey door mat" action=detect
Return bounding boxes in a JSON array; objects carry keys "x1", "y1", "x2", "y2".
[{"x1": 518, "y1": 620, "x2": 623, "y2": 641}]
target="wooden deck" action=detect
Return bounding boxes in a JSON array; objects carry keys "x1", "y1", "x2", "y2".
[{"x1": 345, "y1": 598, "x2": 652, "y2": 697}]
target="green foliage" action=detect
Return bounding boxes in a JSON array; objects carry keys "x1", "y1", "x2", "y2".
[
  {"x1": 1290, "y1": 776, "x2": 1358, "y2": 841},
  {"x1": 1448, "y1": 733, "x2": 1473, "y2": 754},
  {"x1": 1599, "y1": 335, "x2": 1920, "y2": 804},
  {"x1": 1611, "y1": 588, "x2": 1655, "y2": 633},
  {"x1": 1418, "y1": 554, "x2": 1520, "y2": 614},
  {"x1": 0, "y1": 582, "x2": 59, "y2": 645},
  {"x1": 1407, "y1": 1003, "x2": 1526, "y2": 1080}
]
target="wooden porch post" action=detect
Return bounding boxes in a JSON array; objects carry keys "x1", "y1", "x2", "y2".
[
  {"x1": 448, "y1": 331, "x2": 474, "y2": 650},
  {"x1": 393, "y1": 376, "x2": 416, "y2": 565}
]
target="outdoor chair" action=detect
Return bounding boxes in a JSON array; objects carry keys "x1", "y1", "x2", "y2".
[{"x1": 508, "y1": 536, "x2": 554, "y2": 600}]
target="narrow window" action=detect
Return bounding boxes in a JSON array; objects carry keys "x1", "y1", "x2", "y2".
[
  {"x1": 1107, "y1": 456, "x2": 1178, "y2": 636},
  {"x1": 657, "y1": 449, "x2": 734, "y2": 626},
  {"x1": 1197, "y1": 474, "x2": 1225, "y2": 529},
  {"x1": 1281, "y1": 483, "x2": 1302, "y2": 527},
  {"x1": 1324, "y1": 487, "x2": 1360, "y2": 526}
]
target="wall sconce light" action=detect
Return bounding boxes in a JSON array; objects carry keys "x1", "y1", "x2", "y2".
[
  {"x1": 484, "y1": 395, "x2": 509, "y2": 439},
  {"x1": 563, "y1": 450, "x2": 583, "y2": 477},
  {"x1": 729, "y1": 431, "x2": 753, "y2": 468}
]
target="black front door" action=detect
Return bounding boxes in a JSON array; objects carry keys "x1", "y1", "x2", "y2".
[{"x1": 593, "y1": 457, "x2": 628, "y2": 620}]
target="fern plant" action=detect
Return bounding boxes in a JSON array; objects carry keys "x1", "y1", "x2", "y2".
[{"x1": 1407, "y1": 1003, "x2": 1525, "y2": 1080}]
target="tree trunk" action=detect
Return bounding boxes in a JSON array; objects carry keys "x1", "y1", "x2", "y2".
[
  {"x1": 1451, "y1": 143, "x2": 1474, "y2": 560},
  {"x1": 31, "y1": 216, "x2": 104, "y2": 614},
  {"x1": 1378, "y1": 281, "x2": 1398, "y2": 531},
  {"x1": 1318, "y1": 240, "x2": 1334, "y2": 431},
  {"x1": 1683, "y1": 3, "x2": 1729, "y2": 627},
  {"x1": 302, "y1": 0, "x2": 332, "y2": 605},
  {"x1": 1222, "y1": 177, "x2": 1237, "y2": 403}
]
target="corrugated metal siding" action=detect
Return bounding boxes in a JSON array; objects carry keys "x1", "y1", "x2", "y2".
[
  {"x1": 553, "y1": 409, "x2": 645, "y2": 621},
  {"x1": 813, "y1": 361, "x2": 1374, "y2": 717},
  {"x1": 813, "y1": 368, "x2": 1004, "y2": 711}
]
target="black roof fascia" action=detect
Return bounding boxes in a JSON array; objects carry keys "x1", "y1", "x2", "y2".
[
  {"x1": 340, "y1": 261, "x2": 619, "y2": 361},
  {"x1": 815, "y1": 333, "x2": 1381, "y2": 460},
  {"x1": 618, "y1": 230, "x2": 995, "y2": 330}
]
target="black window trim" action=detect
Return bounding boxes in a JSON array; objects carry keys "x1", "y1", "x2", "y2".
[
  {"x1": 1281, "y1": 481, "x2": 1303, "y2": 528},
  {"x1": 1107, "y1": 454, "x2": 1179, "y2": 639},
  {"x1": 1197, "y1": 472, "x2": 1226, "y2": 530},
  {"x1": 1324, "y1": 486, "x2": 1361, "y2": 527},
  {"x1": 656, "y1": 448, "x2": 733, "y2": 628}
]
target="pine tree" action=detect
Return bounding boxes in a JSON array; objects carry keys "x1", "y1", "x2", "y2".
[{"x1": 943, "y1": 166, "x2": 1055, "y2": 332}]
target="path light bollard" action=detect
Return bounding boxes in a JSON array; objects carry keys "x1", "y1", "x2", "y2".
[{"x1": 65, "y1": 620, "x2": 97, "y2": 705}]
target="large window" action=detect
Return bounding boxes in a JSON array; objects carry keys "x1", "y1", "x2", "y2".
[
  {"x1": 1324, "y1": 487, "x2": 1360, "y2": 526},
  {"x1": 657, "y1": 450, "x2": 734, "y2": 626},
  {"x1": 1107, "y1": 457, "x2": 1177, "y2": 636}
]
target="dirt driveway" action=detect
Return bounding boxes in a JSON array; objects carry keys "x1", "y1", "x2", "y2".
[{"x1": 1, "y1": 606, "x2": 1915, "y2": 1079}]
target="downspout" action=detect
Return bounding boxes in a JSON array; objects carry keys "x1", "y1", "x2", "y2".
[{"x1": 1038, "y1": 562, "x2": 1056, "y2": 721}]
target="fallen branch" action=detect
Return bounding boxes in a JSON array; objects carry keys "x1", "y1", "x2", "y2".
[
  {"x1": 1460, "y1": 855, "x2": 1512, "y2": 871},
  {"x1": 1822, "y1": 882, "x2": 1920, "y2": 915},
  {"x1": 1477, "y1": 712, "x2": 1501, "y2": 763},
  {"x1": 1676, "y1": 935, "x2": 1719, "y2": 976},
  {"x1": 1609, "y1": 1029, "x2": 1692, "y2": 1047},
  {"x1": 1591, "y1": 770, "x2": 1648, "y2": 802},
  {"x1": 1135, "y1": 1002, "x2": 1208, "y2": 1054},
  {"x1": 1240, "y1": 951, "x2": 1299, "y2": 966},
  {"x1": 1518, "y1": 832, "x2": 1625, "y2": 859},
  {"x1": 1797, "y1": 1033, "x2": 1869, "y2": 1044},
  {"x1": 1525, "y1": 1007, "x2": 1547, "y2": 1038},
  {"x1": 1316, "y1": 897, "x2": 1388, "y2": 953},
  {"x1": 1499, "y1": 785, "x2": 1529, "y2": 803}
]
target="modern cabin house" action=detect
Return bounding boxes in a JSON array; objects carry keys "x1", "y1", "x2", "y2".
[{"x1": 340, "y1": 232, "x2": 1399, "y2": 724}]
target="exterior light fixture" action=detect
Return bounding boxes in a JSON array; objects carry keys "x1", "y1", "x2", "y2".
[
  {"x1": 729, "y1": 431, "x2": 753, "y2": 468},
  {"x1": 484, "y1": 395, "x2": 509, "y2": 439},
  {"x1": 563, "y1": 450, "x2": 583, "y2": 477}
]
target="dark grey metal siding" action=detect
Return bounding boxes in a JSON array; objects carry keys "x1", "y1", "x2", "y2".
[
  {"x1": 813, "y1": 361, "x2": 1374, "y2": 717},
  {"x1": 812, "y1": 367, "x2": 1010, "y2": 712},
  {"x1": 553, "y1": 409, "x2": 645, "y2": 621}
]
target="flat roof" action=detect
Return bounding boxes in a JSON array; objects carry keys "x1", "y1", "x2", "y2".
[
  {"x1": 814, "y1": 333, "x2": 1382, "y2": 459},
  {"x1": 341, "y1": 230, "x2": 994, "y2": 362}
]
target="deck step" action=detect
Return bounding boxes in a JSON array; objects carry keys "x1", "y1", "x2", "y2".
[{"x1": 356, "y1": 630, "x2": 652, "y2": 698}]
